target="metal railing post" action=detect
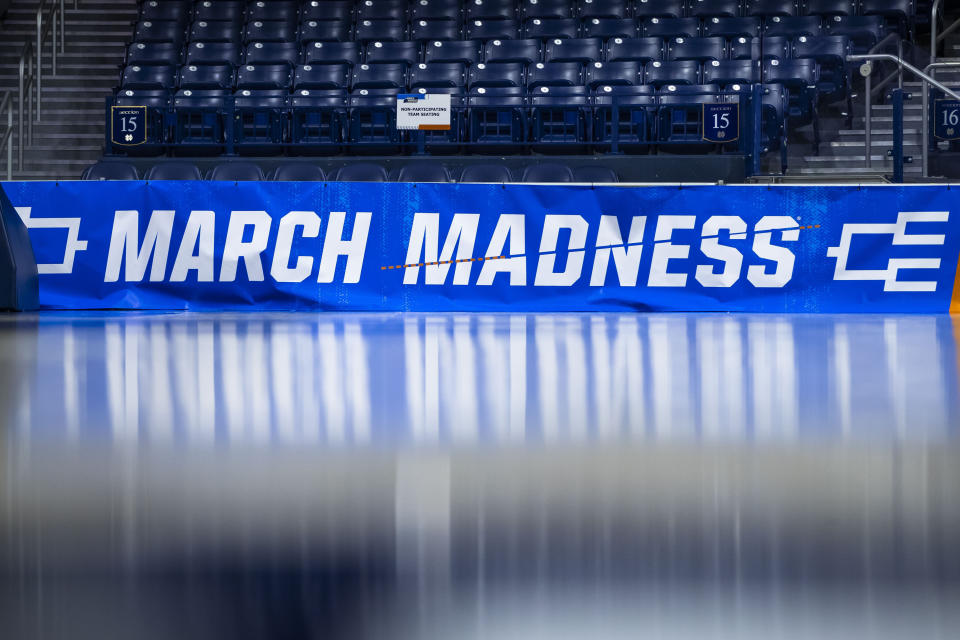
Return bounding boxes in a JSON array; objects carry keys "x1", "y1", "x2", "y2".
[
  {"x1": 7, "y1": 105, "x2": 12, "y2": 181},
  {"x1": 865, "y1": 70, "x2": 872, "y2": 168},
  {"x1": 922, "y1": 75, "x2": 930, "y2": 178},
  {"x1": 36, "y1": 8, "x2": 42, "y2": 122},
  {"x1": 28, "y1": 55, "x2": 34, "y2": 145},
  {"x1": 60, "y1": 0, "x2": 65, "y2": 55},
  {"x1": 890, "y1": 88, "x2": 904, "y2": 183},
  {"x1": 17, "y1": 58, "x2": 24, "y2": 171},
  {"x1": 932, "y1": 0, "x2": 941, "y2": 64},
  {"x1": 52, "y1": 8, "x2": 57, "y2": 77}
]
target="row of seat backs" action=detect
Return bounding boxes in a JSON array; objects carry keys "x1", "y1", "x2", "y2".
[
  {"x1": 84, "y1": 160, "x2": 620, "y2": 182},
  {"x1": 138, "y1": 0, "x2": 915, "y2": 24},
  {"x1": 124, "y1": 33, "x2": 851, "y2": 73},
  {"x1": 128, "y1": 14, "x2": 890, "y2": 47}
]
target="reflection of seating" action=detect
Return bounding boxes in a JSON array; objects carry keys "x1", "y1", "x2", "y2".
[
  {"x1": 459, "y1": 163, "x2": 512, "y2": 182},
  {"x1": 145, "y1": 162, "x2": 202, "y2": 180},
  {"x1": 572, "y1": 165, "x2": 619, "y2": 182},
  {"x1": 335, "y1": 163, "x2": 389, "y2": 182},
  {"x1": 396, "y1": 164, "x2": 452, "y2": 182},
  {"x1": 206, "y1": 162, "x2": 265, "y2": 181},
  {"x1": 522, "y1": 163, "x2": 574, "y2": 182},
  {"x1": 270, "y1": 164, "x2": 326, "y2": 181},
  {"x1": 83, "y1": 162, "x2": 139, "y2": 180}
]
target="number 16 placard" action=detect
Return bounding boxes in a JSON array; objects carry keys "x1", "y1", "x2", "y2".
[{"x1": 934, "y1": 100, "x2": 960, "y2": 141}]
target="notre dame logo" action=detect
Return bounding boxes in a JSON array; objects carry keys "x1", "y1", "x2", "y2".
[{"x1": 111, "y1": 106, "x2": 147, "y2": 146}]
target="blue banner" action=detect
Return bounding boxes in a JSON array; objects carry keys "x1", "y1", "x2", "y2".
[{"x1": 2, "y1": 181, "x2": 959, "y2": 313}]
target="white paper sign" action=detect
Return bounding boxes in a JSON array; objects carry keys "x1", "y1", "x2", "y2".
[{"x1": 396, "y1": 93, "x2": 451, "y2": 130}]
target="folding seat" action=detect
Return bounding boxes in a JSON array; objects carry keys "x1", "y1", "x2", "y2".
[
  {"x1": 745, "y1": 0, "x2": 799, "y2": 17},
  {"x1": 289, "y1": 89, "x2": 349, "y2": 150},
  {"x1": 412, "y1": 0, "x2": 463, "y2": 21},
  {"x1": 145, "y1": 162, "x2": 203, "y2": 180},
  {"x1": 703, "y1": 17, "x2": 762, "y2": 39},
  {"x1": 632, "y1": 0, "x2": 684, "y2": 19},
  {"x1": 134, "y1": 20, "x2": 186, "y2": 44},
  {"x1": 185, "y1": 42, "x2": 241, "y2": 66},
  {"x1": 236, "y1": 64, "x2": 292, "y2": 90},
  {"x1": 467, "y1": 19, "x2": 521, "y2": 40},
  {"x1": 355, "y1": 19, "x2": 406, "y2": 42},
  {"x1": 366, "y1": 41, "x2": 420, "y2": 66},
  {"x1": 521, "y1": 0, "x2": 575, "y2": 20},
  {"x1": 233, "y1": 88, "x2": 288, "y2": 150},
  {"x1": 522, "y1": 163, "x2": 574, "y2": 181},
  {"x1": 301, "y1": 0, "x2": 354, "y2": 22},
  {"x1": 792, "y1": 34, "x2": 850, "y2": 98},
  {"x1": 467, "y1": 0, "x2": 517, "y2": 21},
  {"x1": 824, "y1": 15, "x2": 885, "y2": 51},
  {"x1": 803, "y1": 0, "x2": 855, "y2": 17},
  {"x1": 459, "y1": 163, "x2": 513, "y2": 181},
  {"x1": 585, "y1": 60, "x2": 644, "y2": 86},
  {"x1": 643, "y1": 59, "x2": 699, "y2": 86},
  {"x1": 334, "y1": 163, "x2": 389, "y2": 181},
  {"x1": 270, "y1": 163, "x2": 326, "y2": 181},
  {"x1": 116, "y1": 88, "x2": 171, "y2": 108},
  {"x1": 485, "y1": 38, "x2": 542, "y2": 64},
  {"x1": 861, "y1": 0, "x2": 912, "y2": 25},
  {"x1": 207, "y1": 162, "x2": 265, "y2": 181},
  {"x1": 468, "y1": 62, "x2": 525, "y2": 87},
  {"x1": 544, "y1": 37, "x2": 603, "y2": 63},
  {"x1": 529, "y1": 85, "x2": 590, "y2": 147},
  {"x1": 425, "y1": 40, "x2": 483, "y2": 65},
  {"x1": 127, "y1": 41, "x2": 183, "y2": 66},
  {"x1": 357, "y1": 0, "x2": 409, "y2": 21},
  {"x1": 299, "y1": 21, "x2": 352, "y2": 44},
  {"x1": 178, "y1": 63, "x2": 235, "y2": 89},
  {"x1": 173, "y1": 89, "x2": 230, "y2": 147},
  {"x1": 121, "y1": 64, "x2": 177, "y2": 90},
  {"x1": 524, "y1": 18, "x2": 579, "y2": 39},
  {"x1": 194, "y1": 1, "x2": 244, "y2": 23},
  {"x1": 139, "y1": 1, "x2": 190, "y2": 23},
  {"x1": 641, "y1": 17, "x2": 701, "y2": 39},
  {"x1": 411, "y1": 19, "x2": 461, "y2": 42},
  {"x1": 348, "y1": 89, "x2": 403, "y2": 147},
  {"x1": 688, "y1": 0, "x2": 740, "y2": 19},
  {"x1": 577, "y1": 0, "x2": 629, "y2": 19},
  {"x1": 728, "y1": 36, "x2": 790, "y2": 60},
  {"x1": 657, "y1": 83, "x2": 721, "y2": 143},
  {"x1": 581, "y1": 17, "x2": 639, "y2": 39},
  {"x1": 409, "y1": 62, "x2": 467, "y2": 89},
  {"x1": 247, "y1": 1, "x2": 298, "y2": 23},
  {"x1": 189, "y1": 21, "x2": 242, "y2": 44},
  {"x1": 395, "y1": 164, "x2": 452, "y2": 182},
  {"x1": 244, "y1": 42, "x2": 300, "y2": 66},
  {"x1": 294, "y1": 63, "x2": 352, "y2": 90},
  {"x1": 764, "y1": 57, "x2": 818, "y2": 92},
  {"x1": 467, "y1": 87, "x2": 528, "y2": 146},
  {"x1": 605, "y1": 36, "x2": 662, "y2": 63},
  {"x1": 527, "y1": 61, "x2": 582, "y2": 88},
  {"x1": 244, "y1": 20, "x2": 298, "y2": 43},
  {"x1": 702, "y1": 59, "x2": 759, "y2": 86},
  {"x1": 351, "y1": 63, "x2": 407, "y2": 90},
  {"x1": 84, "y1": 162, "x2": 139, "y2": 180},
  {"x1": 667, "y1": 36, "x2": 725, "y2": 62},
  {"x1": 303, "y1": 42, "x2": 362, "y2": 65},
  {"x1": 763, "y1": 15, "x2": 822, "y2": 37},
  {"x1": 572, "y1": 165, "x2": 618, "y2": 181}
]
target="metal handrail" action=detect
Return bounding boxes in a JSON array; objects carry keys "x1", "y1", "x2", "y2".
[
  {"x1": 18, "y1": 41, "x2": 35, "y2": 170},
  {"x1": 932, "y1": 0, "x2": 942, "y2": 63},
  {"x1": 0, "y1": 92, "x2": 14, "y2": 181}
]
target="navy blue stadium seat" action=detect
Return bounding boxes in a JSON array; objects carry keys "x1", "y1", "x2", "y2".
[
  {"x1": 524, "y1": 18, "x2": 579, "y2": 39},
  {"x1": 145, "y1": 162, "x2": 202, "y2": 180},
  {"x1": 467, "y1": 0, "x2": 517, "y2": 21},
  {"x1": 396, "y1": 164, "x2": 452, "y2": 182},
  {"x1": 544, "y1": 37, "x2": 603, "y2": 63},
  {"x1": 351, "y1": 63, "x2": 407, "y2": 90},
  {"x1": 247, "y1": 1, "x2": 298, "y2": 22},
  {"x1": 689, "y1": 0, "x2": 740, "y2": 18},
  {"x1": 84, "y1": 161, "x2": 138, "y2": 180},
  {"x1": 173, "y1": 89, "x2": 229, "y2": 146},
  {"x1": 116, "y1": 88, "x2": 171, "y2": 108},
  {"x1": 411, "y1": 19, "x2": 461, "y2": 41},
  {"x1": 236, "y1": 64, "x2": 292, "y2": 90},
  {"x1": 644, "y1": 59, "x2": 700, "y2": 86},
  {"x1": 468, "y1": 62, "x2": 524, "y2": 87},
  {"x1": 703, "y1": 17, "x2": 762, "y2": 39},
  {"x1": 585, "y1": 60, "x2": 643, "y2": 86},
  {"x1": 591, "y1": 84, "x2": 656, "y2": 149},
  {"x1": 485, "y1": 38, "x2": 542, "y2": 64},
  {"x1": 862, "y1": 0, "x2": 912, "y2": 23},
  {"x1": 642, "y1": 17, "x2": 700, "y2": 39},
  {"x1": 824, "y1": 15, "x2": 885, "y2": 52},
  {"x1": 412, "y1": 0, "x2": 462, "y2": 21},
  {"x1": 745, "y1": 0, "x2": 798, "y2": 17},
  {"x1": 530, "y1": 85, "x2": 589, "y2": 146},
  {"x1": 467, "y1": 19, "x2": 521, "y2": 40},
  {"x1": 703, "y1": 59, "x2": 759, "y2": 86},
  {"x1": 581, "y1": 17, "x2": 638, "y2": 39},
  {"x1": 605, "y1": 36, "x2": 662, "y2": 63},
  {"x1": 289, "y1": 90, "x2": 349, "y2": 149},
  {"x1": 139, "y1": 1, "x2": 189, "y2": 23},
  {"x1": 793, "y1": 34, "x2": 850, "y2": 98},
  {"x1": 299, "y1": 21, "x2": 352, "y2": 44},
  {"x1": 189, "y1": 21, "x2": 241, "y2": 44},
  {"x1": 366, "y1": 41, "x2": 420, "y2": 66},
  {"x1": 764, "y1": 57, "x2": 819, "y2": 91},
  {"x1": 270, "y1": 163, "x2": 326, "y2": 181},
  {"x1": 234, "y1": 89, "x2": 288, "y2": 149},
  {"x1": 468, "y1": 86, "x2": 527, "y2": 144},
  {"x1": 244, "y1": 42, "x2": 300, "y2": 66},
  {"x1": 804, "y1": 0, "x2": 856, "y2": 16},
  {"x1": 357, "y1": 0, "x2": 408, "y2": 20},
  {"x1": 459, "y1": 163, "x2": 513, "y2": 181},
  {"x1": 729, "y1": 36, "x2": 791, "y2": 60},
  {"x1": 764, "y1": 16, "x2": 822, "y2": 37},
  {"x1": 127, "y1": 42, "x2": 183, "y2": 66},
  {"x1": 633, "y1": 0, "x2": 684, "y2": 19},
  {"x1": 121, "y1": 64, "x2": 177, "y2": 90},
  {"x1": 194, "y1": 1, "x2": 243, "y2": 23},
  {"x1": 577, "y1": 0, "x2": 629, "y2": 19},
  {"x1": 178, "y1": 63, "x2": 235, "y2": 90},
  {"x1": 667, "y1": 36, "x2": 726, "y2": 62},
  {"x1": 658, "y1": 84, "x2": 721, "y2": 143},
  {"x1": 410, "y1": 62, "x2": 467, "y2": 89},
  {"x1": 206, "y1": 162, "x2": 265, "y2": 181},
  {"x1": 527, "y1": 61, "x2": 582, "y2": 88},
  {"x1": 301, "y1": 0, "x2": 354, "y2": 22},
  {"x1": 185, "y1": 42, "x2": 241, "y2": 66},
  {"x1": 425, "y1": 39, "x2": 483, "y2": 65},
  {"x1": 335, "y1": 163, "x2": 389, "y2": 181},
  {"x1": 522, "y1": 163, "x2": 574, "y2": 182},
  {"x1": 571, "y1": 165, "x2": 618, "y2": 182},
  {"x1": 294, "y1": 64, "x2": 352, "y2": 90},
  {"x1": 303, "y1": 42, "x2": 362, "y2": 65},
  {"x1": 356, "y1": 19, "x2": 406, "y2": 42},
  {"x1": 244, "y1": 20, "x2": 298, "y2": 44},
  {"x1": 522, "y1": 0, "x2": 575, "y2": 20},
  {"x1": 134, "y1": 20, "x2": 186, "y2": 44}
]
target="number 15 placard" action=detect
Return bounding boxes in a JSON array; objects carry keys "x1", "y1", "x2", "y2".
[{"x1": 111, "y1": 106, "x2": 147, "y2": 146}]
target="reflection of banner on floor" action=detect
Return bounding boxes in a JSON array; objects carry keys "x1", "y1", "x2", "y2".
[{"x1": 2, "y1": 181, "x2": 958, "y2": 312}]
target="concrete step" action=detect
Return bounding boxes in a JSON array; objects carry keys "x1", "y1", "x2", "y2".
[
  {"x1": 838, "y1": 129, "x2": 922, "y2": 136},
  {"x1": 801, "y1": 154, "x2": 923, "y2": 167},
  {"x1": 829, "y1": 140, "x2": 922, "y2": 148},
  {"x1": 795, "y1": 166, "x2": 921, "y2": 176}
]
